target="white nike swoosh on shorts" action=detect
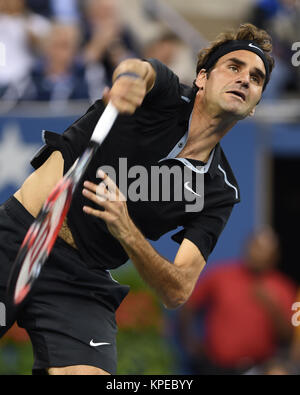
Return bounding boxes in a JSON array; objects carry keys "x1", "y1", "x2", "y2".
[{"x1": 90, "y1": 340, "x2": 111, "y2": 347}]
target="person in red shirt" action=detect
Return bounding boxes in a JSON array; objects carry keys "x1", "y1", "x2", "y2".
[{"x1": 178, "y1": 227, "x2": 297, "y2": 375}]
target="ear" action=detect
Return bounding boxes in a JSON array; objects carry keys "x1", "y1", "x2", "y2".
[
  {"x1": 195, "y1": 69, "x2": 207, "y2": 90},
  {"x1": 248, "y1": 107, "x2": 256, "y2": 117}
]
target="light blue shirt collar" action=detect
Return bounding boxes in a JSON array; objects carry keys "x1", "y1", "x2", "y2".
[{"x1": 159, "y1": 111, "x2": 215, "y2": 174}]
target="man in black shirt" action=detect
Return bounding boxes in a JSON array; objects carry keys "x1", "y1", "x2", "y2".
[{"x1": 0, "y1": 23, "x2": 274, "y2": 375}]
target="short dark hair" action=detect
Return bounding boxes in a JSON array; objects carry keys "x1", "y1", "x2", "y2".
[{"x1": 196, "y1": 23, "x2": 275, "y2": 79}]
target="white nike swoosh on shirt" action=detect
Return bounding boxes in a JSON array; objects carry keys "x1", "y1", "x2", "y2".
[
  {"x1": 90, "y1": 340, "x2": 111, "y2": 347},
  {"x1": 184, "y1": 182, "x2": 202, "y2": 197}
]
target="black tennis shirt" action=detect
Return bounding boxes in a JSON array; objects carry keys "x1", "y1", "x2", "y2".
[{"x1": 31, "y1": 59, "x2": 240, "y2": 270}]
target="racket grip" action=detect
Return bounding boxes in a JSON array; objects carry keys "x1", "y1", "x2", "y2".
[{"x1": 91, "y1": 101, "x2": 119, "y2": 145}]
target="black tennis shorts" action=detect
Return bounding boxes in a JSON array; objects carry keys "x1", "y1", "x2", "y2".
[{"x1": 0, "y1": 197, "x2": 130, "y2": 374}]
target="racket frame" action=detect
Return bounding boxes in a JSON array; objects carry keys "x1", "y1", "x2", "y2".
[{"x1": 7, "y1": 103, "x2": 118, "y2": 306}]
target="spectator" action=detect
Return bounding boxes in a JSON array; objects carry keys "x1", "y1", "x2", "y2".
[
  {"x1": 143, "y1": 32, "x2": 183, "y2": 69},
  {"x1": 0, "y1": 0, "x2": 50, "y2": 101},
  {"x1": 250, "y1": 0, "x2": 300, "y2": 98},
  {"x1": 143, "y1": 31, "x2": 196, "y2": 85},
  {"x1": 178, "y1": 227, "x2": 297, "y2": 375},
  {"x1": 82, "y1": 0, "x2": 141, "y2": 84},
  {"x1": 26, "y1": 0, "x2": 80, "y2": 23},
  {"x1": 22, "y1": 23, "x2": 96, "y2": 104}
]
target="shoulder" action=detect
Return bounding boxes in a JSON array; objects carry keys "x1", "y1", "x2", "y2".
[
  {"x1": 145, "y1": 58, "x2": 180, "y2": 93},
  {"x1": 143, "y1": 59, "x2": 196, "y2": 110}
]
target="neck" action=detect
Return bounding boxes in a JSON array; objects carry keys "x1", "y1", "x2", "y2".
[{"x1": 180, "y1": 94, "x2": 237, "y2": 162}]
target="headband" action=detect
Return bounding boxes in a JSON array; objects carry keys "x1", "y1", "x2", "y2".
[{"x1": 201, "y1": 40, "x2": 270, "y2": 89}]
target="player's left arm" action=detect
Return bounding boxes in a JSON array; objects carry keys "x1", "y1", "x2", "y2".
[
  {"x1": 120, "y1": 235, "x2": 206, "y2": 310},
  {"x1": 82, "y1": 172, "x2": 206, "y2": 309}
]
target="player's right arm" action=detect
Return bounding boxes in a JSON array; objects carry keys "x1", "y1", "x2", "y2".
[
  {"x1": 103, "y1": 59, "x2": 156, "y2": 114},
  {"x1": 14, "y1": 59, "x2": 156, "y2": 216}
]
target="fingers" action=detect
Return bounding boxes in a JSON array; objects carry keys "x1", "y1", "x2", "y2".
[
  {"x1": 82, "y1": 184, "x2": 107, "y2": 205},
  {"x1": 109, "y1": 76, "x2": 146, "y2": 114},
  {"x1": 82, "y1": 173, "x2": 129, "y2": 239},
  {"x1": 97, "y1": 170, "x2": 126, "y2": 201},
  {"x1": 82, "y1": 171, "x2": 125, "y2": 207},
  {"x1": 83, "y1": 180, "x2": 97, "y2": 194},
  {"x1": 97, "y1": 170, "x2": 117, "y2": 193},
  {"x1": 83, "y1": 175, "x2": 116, "y2": 202},
  {"x1": 82, "y1": 183, "x2": 110, "y2": 220},
  {"x1": 83, "y1": 204, "x2": 110, "y2": 222}
]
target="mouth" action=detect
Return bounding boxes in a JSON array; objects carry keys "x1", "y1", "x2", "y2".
[{"x1": 226, "y1": 90, "x2": 246, "y2": 102}]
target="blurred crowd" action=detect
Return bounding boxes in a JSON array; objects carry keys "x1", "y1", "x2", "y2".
[
  {"x1": 249, "y1": 0, "x2": 300, "y2": 99},
  {"x1": 0, "y1": 0, "x2": 195, "y2": 107},
  {"x1": 0, "y1": 0, "x2": 299, "y2": 108}
]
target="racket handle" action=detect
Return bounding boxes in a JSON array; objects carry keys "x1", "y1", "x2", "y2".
[{"x1": 91, "y1": 101, "x2": 119, "y2": 145}]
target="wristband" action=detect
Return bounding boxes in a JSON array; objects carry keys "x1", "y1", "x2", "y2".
[{"x1": 114, "y1": 72, "x2": 142, "y2": 81}]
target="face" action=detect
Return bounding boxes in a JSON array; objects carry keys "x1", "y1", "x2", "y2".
[
  {"x1": 86, "y1": 0, "x2": 118, "y2": 24},
  {"x1": 45, "y1": 26, "x2": 79, "y2": 69},
  {"x1": 195, "y1": 50, "x2": 266, "y2": 120},
  {"x1": 244, "y1": 228, "x2": 280, "y2": 273},
  {"x1": 145, "y1": 39, "x2": 182, "y2": 66}
]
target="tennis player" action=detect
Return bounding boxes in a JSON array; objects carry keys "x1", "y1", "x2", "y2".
[{"x1": 0, "y1": 23, "x2": 274, "y2": 375}]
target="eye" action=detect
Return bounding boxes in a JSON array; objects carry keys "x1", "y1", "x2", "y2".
[
  {"x1": 229, "y1": 65, "x2": 238, "y2": 72},
  {"x1": 250, "y1": 75, "x2": 260, "y2": 84}
]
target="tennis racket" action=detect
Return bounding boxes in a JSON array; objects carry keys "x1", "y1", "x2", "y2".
[{"x1": 7, "y1": 101, "x2": 118, "y2": 306}]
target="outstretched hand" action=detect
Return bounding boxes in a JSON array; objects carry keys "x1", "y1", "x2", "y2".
[{"x1": 82, "y1": 170, "x2": 134, "y2": 241}]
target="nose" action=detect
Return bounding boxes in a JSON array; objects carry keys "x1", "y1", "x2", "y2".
[{"x1": 235, "y1": 71, "x2": 250, "y2": 88}]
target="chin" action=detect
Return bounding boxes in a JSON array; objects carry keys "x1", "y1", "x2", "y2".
[{"x1": 221, "y1": 104, "x2": 247, "y2": 119}]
